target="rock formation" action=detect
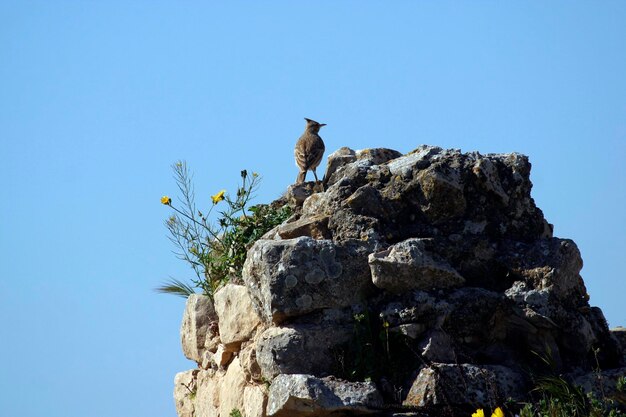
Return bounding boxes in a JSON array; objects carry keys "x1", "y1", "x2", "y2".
[{"x1": 173, "y1": 145, "x2": 625, "y2": 417}]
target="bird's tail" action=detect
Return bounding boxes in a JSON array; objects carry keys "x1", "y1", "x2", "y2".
[{"x1": 296, "y1": 171, "x2": 306, "y2": 184}]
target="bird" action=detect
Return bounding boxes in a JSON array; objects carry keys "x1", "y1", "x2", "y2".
[{"x1": 294, "y1": 118, "x2": 326, "y2": 184}]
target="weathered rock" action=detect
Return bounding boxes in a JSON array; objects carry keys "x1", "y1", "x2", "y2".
[
  {"x1": 266, "y1": 374, "x2": 384, "y2": 416},
  {"x1": 277, "y1": 215, "x2": 331, "y2": 240},
  {"x1": 356, "y1": 147, "x2": 403, "y2": 165},
  {"x1": 323, "y1": 147, "x2": 357, "y2": 187},
  {"x1": 244, "y1": 385, "x2": 268, "y2": 417},
  {"x1": 403, "y1": 364, "x2": 526, "y2": 408},
  {"x1": 243, "y1": 236, "x2": 376, "y2": 323},
  {"x1": 611, "y1": 326, "x2": 626, "y2": 361},
  {"x1": 218, "y1": 357, "x2": 247, "y2": 417},
  {"x1": 201, "y1": 350, "x2": 214, "y2": 370},
  {"x1": 386, "y1": 145, "x2": 443, "y2": 177},
  {"x1": 572, "y1": 367, "x2": 626, "y2": 404},
  {"x1": 195, "y1": 369, "x2": 219, "y2": 417},
  {"x1": 418, "y1": 329, "x2": 456, "y2": 363},
  {"x1": 181, "y1": 294, "x2": 218, "y2": 363},
  {"x1": 240, "y1": 343, "x2": 263, "y2": 382},
  {"x1": 472, "y1": 156, "x2": 510, "y2": 205},
  {"x1": 503, "y1": 238, "x2": 587, "y2": 304},
  {"x1": 369, "y1": 238, "x2": 465, "y2": 293},
  {"x1": 443, "y1": 287, "x2": 508, "y2": 343},
  {"x1": 256, "y1": 323, "x2": 352, "y2": 379},
  {"x1": 174, "y1": 370, "x2": 197, "y2": 417},
  {"x1": 214, "y1": 344, "x2": 234, "y2": 368},
  {"x1": 416, "y1": 165, "x2": 466, "y2": 222},
  {"x1": 345, "y1": 185, "x2": 386, "y2": 218},
  {"x1": 286, "y1": 183, "x2": 320, "y2": 206},
  {"x1": 204, "y1": 330, "x2": 221, "y2": 354},
  {"x1": 379, "y1": 290, "x2": 451, "y2": 329},
  {"x1": 214, "y1": 284, "x2": 262, "y2": 350}
]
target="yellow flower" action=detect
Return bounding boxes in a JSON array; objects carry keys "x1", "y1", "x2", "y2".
[
  {"x1": 472, "y1": 409, "x2": 485, "y2": 417},
  {"x1": 211, "y1": 190, "x2": 226, "y2": 204},
  {"x1": 492, "y1": 407, "x2": 504, "y2": 417},
  {"x1": 161, "y1": 196, "x2": 171, "y2": 205}
]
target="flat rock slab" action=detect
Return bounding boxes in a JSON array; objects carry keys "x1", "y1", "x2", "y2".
[{"x1": 267, "y1": 374, "x2": 383, "y2": 416}]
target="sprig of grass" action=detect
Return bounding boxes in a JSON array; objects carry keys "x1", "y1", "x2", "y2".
[{"x1": 158, "y1": 163, "x2": 292, "y2": 301}]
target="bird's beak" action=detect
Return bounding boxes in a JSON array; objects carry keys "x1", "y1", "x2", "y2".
[{"x1": 319, "y1": 123, "x2": 327, "y2": 127}]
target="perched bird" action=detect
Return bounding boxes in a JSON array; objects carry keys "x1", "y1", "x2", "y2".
[{"x1": 294, "y1": 118, "x2": 326, "y2": 184}]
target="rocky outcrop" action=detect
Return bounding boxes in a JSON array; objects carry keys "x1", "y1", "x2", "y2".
[{"x1": 173, "y1": 145, "x2": 624, "y2": 417}]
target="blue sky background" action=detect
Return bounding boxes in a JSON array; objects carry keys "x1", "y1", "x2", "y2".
[{"x1": 1, "y1": 2, "x2": 625, "y2": 417}]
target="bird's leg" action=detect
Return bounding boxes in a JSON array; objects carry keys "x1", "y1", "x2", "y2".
[
  {"x1": 312, "y1": 170, "x2": 324, "y2": 191},
  {"x1": 297, "y1": 171, "x2": 306, "y2": 184}
]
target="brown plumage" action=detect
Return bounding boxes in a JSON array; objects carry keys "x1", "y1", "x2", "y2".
[{"x1": 294, "y1": 118, "x2": 326, "y2": 184}]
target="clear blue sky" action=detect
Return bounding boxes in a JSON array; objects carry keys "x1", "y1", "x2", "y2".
[{"x1": 1, "y1": 2, "x2": 625, "y2": 417}]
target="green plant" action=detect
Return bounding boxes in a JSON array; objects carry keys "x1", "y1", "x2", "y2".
[
  {"x1": 229, "y1": 409, "x2": 243, "y2": 417},
  {"x1": 333, "y1": 308, "x2": 420, "y2": 402},
  {"x1": 157, "y1": 162, "x2": 292, "y2": 299},
  {"x1": 531, "y1": 374, "x2": 589, "y2": 417},
  {"x1": 617, "y1": 376, "x2": 626, "y2": 393},
  {"x1": 521, "y1": 355, "x2": 626, "y2": 417},
  {"x1": 180, "y1": 381, "x2": 197, "y2": 400}
]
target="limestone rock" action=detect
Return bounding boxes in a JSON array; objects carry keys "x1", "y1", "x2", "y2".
[
  {"x1": 218, "y1": 357, "x2": 247, "y2": 417},
  {"x1": 276, "y1": 215, "x2": 331, "y2": 240},
  {"x1": 181, "y1": 294, "x2": 218, "y2": 363},
  {"x1": 472, "y1": 156, "x2": 510, "y2": 205},
  {"x1": 214, "y1": 344, "x2": 234, "y2": 368},
  {"x1": 285, "y1": 183, "x2": 317, "y2": 205},
  {"x1": 416, "y1": 164, "x2": 466, "y2": 221},
  {"x1": 201, "y1": 350, "x2": 214, "y2": 370},
  {"x1": 356, "y1": 147, "x2": 402, "y2": 165},
  {"x1": 244, "y1": 385, "x2": 268, "y2": 417},
  {"x1": 214, "y1": 284, "x2": 262, "y2": 350},
  {"x1": 323, "y1": 146, "x2": 356, "y2": 187},
  {"x1": 403, "y1": 364, "x2": 526, "y2": 408},
  {"x1": 195, "y1": 369, "x2": 219, "y2": 417},
  {"x1": 174, "y1": 370, "x2": 197, "y2": 417},
  {"x1": 502, "y1": 238, "x2": 587, "y2": 304},
  {"x1": 256, "y1": 323, "x2": 352, "y2": 379},
  {"x1": 266, "y1": 374, "x2": 383, "y2": 416},
  {"x1": 369, "y1": 238, "x2": 465, "y2": 293},
  {"x1": 240, "y1": 343, "x2": 263, "y2": 382},
  {"x1": 386, "y1": 145, "x2": 443, "y2": 177},
  {"x1": 243, "y1": 236, "x2": 375, "y2": 323}
]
